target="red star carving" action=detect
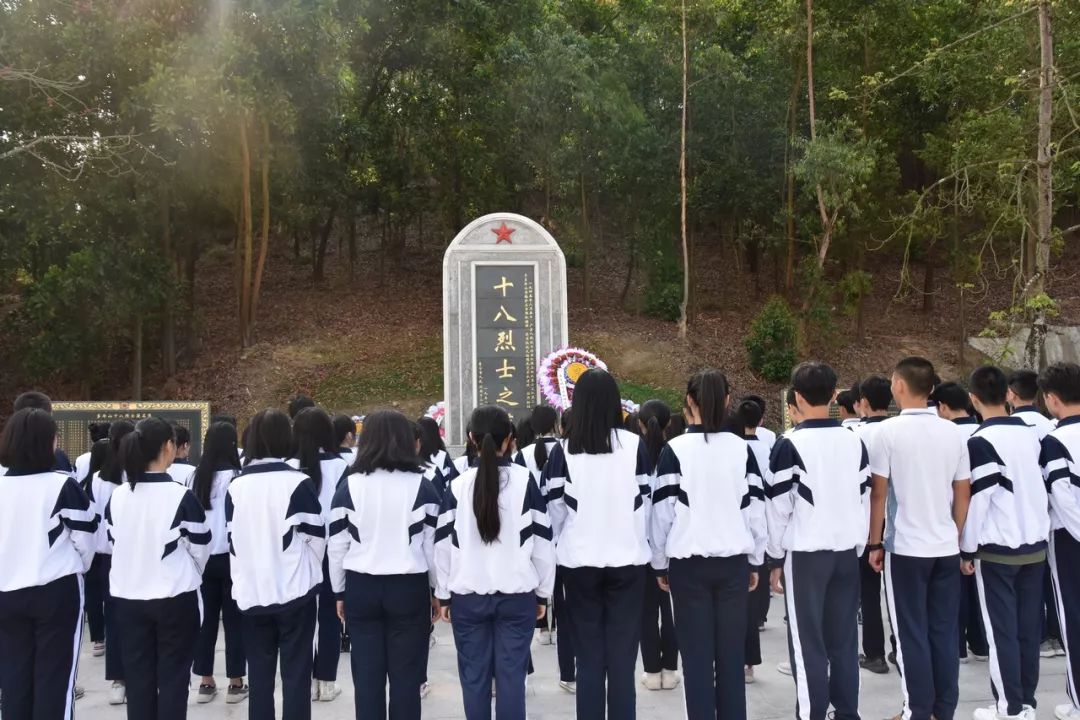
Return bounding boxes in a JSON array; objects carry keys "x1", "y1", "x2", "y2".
[{"x1": 492, "y1": 222, "x2": 516, "y2": 244}]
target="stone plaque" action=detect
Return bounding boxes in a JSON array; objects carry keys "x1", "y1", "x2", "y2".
[
  {"x1": 443, "y1": 214, "x2": 568, "y2": 446},
  {"x1": 52, "y1": 401, "x2": 211, "y2": 463}
]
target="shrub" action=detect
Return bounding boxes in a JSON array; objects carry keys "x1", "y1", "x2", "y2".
[
  {"x1": 643, "y1": 251, "x2": 682, "y2": 321},
  {"x1": 745, "y1": 296, "x2": 798, "y2": 382}
]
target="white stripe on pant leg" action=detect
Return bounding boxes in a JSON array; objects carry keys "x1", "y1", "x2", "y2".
[
  {"x1": 64, "y1": 575, "x2": 85, "y2": 720},
  {"x1": 884, "y1": 553, "x2": 912, "y2": 720},
  {"x1": 974, "y1": 560, "x2": 1008, "y2": 716},
  {"x1": 1049, "y1": 534, "x2": 1078, "y2": 709},
  {"x1": 784, "y1": 554, "x2": 812, "y2": 720}
]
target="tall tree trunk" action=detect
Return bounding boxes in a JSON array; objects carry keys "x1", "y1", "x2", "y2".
[
  {"x1": 160, "y1": 184, "x2": 176, "y2": 378},
  {"x1": 805, "y1": 0, "x2": 836, "y2": 270},
  {"x1": 922, "y1": 254, "x2": 935, "y2": 313},
  {"x1": 313, "y1": 204, "x2": 338, "y2": 283},
  {"x1": 1024, "y1": 0, "x2": 1054, "y2": 369},
  {"x1": 248, "y1": 117, "x2": 271, "y2": 340},
  {"x1": 677, "y1": 0, "x2": 690, "y2": 340},
  {"x1": 239, "y1": 116, "x2": 253, "y2": 349},
  {"x1": 580, "y1": 170, "x2": 592, "y2": 307},
  {"x1": 131, "y1": 316, "x2": 143, "y2": 401},
  {"x1": 348, "y1": 213, "x2": 357, "y2": 281},
  {"x1": 783, "y1": 43, "x2": 804, "y2": 293}
]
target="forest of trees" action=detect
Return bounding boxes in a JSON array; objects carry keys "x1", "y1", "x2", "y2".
[{"x1": 1, "y1": 0, "x2": 1077, "y2": 396}]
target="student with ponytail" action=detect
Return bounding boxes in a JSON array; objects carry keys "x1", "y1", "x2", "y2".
[
  {"x1": 636, "y1": 399, "x2": 681, "y2": 691},
  {"x1": 434, "y1": 406, "x2": 556, "y2": 720},
  {"x1": 189, "y1": 422, "x2": 247, "y2": 705},
  {"x1": 106, "y1": 417, "x2": 211, "y2": 720},
  {"x1": 289, "y1": 406, "x2": 349, "y2": 703},
  {"x1": 81, "y1": 439, "x2": 110, "y2": 659},
  {"x1": 543, "y1": 368, "x2": 654, "y2": 719},
  {"x1": 649, "y1": 372, "x2": 767, "y2": 720},
  {"x1": 518, "y1": 405, "x2": 561, "y2": 645},
  {"x1": 328, "y1": 410, "x2": 440, "y2": 720},
  {"x1": 0, "y1": 408, "x2": 97, "y2": 720},
  {"x1": 92, "y1": 420, "x2": 134, "y2": 704},
  {"x1": 228, "y1": 409, "x2": 325, "y2": 720}
]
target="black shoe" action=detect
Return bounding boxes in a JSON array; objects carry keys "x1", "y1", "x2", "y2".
[
  {"x1": 860, "y1": 655, "x2": 890, "y2": 674},
  {"x1": 340, "y1": 633, "x2": 351, "y2": 653}
]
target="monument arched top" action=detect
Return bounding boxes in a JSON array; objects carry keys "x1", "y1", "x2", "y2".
[{"x1": 443, "y1": 213, "x2": 565, "y2": 255}]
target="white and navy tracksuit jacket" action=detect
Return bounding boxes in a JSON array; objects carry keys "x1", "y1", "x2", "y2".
[
  {"x1": 649, "y1": 428, "x2": 767, "y2": 570},
  {"x1": 1041, "y1": 416, "x2": 1080, "y2": 712},
  {"x1": 287, "y1": 452, "x2": 350, "y2": 540},
  {"x1": 105, "y1": 473, "x2": 211, "y2": 600},
  {"x1": 542, "y1": 429, "x2": 653, "y2": 569},
  {"x1": 0, "y1": 470, "x2": 97, "y2": 720},
  {"x1": 166, "y1": 460, "x2": 196, "y2": 486},
  {"x1": 962, "y1": 416, "x2": 1050, "y2": 718},
  {"x1": 425, "y1": 450, "x2": 459, "y2": 497},
  {"x1": 226, "y1": 459, "x2": 325, "y2": 614},
  {"x1": 766, "y1": 418, "x2": 870, "y2": 720},
  {"x1": 327, "y1": 468, "x2": 440, "y2": 591},
  {"x1": 433, "y1": 461, "x2": 556, "y2": 602},
  {"x1": 868, "y1": 409, "x2": 972, "y2": 720},
  {"x1": 520, "y1": 437, "x2": 560, "y2": 494},
  {"x1": 88, "y1": 473, "x2": 120, "y2": 556},
  {"x1": 1013, "y1": 406, "x2": 1054, "y2": 441},
  {"x1": 953, "y1": 416, "x2": 980, "y2": 438}
]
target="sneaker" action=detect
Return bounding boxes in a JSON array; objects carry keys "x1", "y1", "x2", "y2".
[
  {"x1": 745, "y1": 666, "x2": 756, "y2": 684},
  {"x1": 429, "y1": 632, "x2": 437, "y2": 649},
  {"x1": 1041, "y1": 641, "x2": 1058, "y2": 658},
  {"x1": 559, "y1": 680, "x2": 577, "y2": 694},
  {"x1": 641, "y1": 672, "x2": 662, "y2": 690},
  {"x1": 197, "y1": 684, "x2": 217, "y2": 704},
  {"x1": 1022, "y1": 705, "x2": 1036, "y2": 720},
  {"x1": 420, "y1": 682, "x2": 431, "y2": 699},
  {"x1": 973, "y1": 653, "x2": 989, "y2": 662},
  {"x1": 226, "y1": 684, "x2": 249, "y2": 704},
  {"x1": 108, "y1": 681, "x2": 126, "y2": 705},
  {"x1": 311, "y1": 680, "x2": 320, "y2": 702},
  {"x1": 537, "y1": 629, "x2": 554, "y2": 645},
  {"x1": 860, "y1": 655, "x2": 890, "y2": 674},
  {"x1": 777, "y1": 661, "x2": 793, "y2": 676},
  {"x1": 661, "y1": 670, "x2": 681, "y2": 690},
  {"x1": 1055, "y1": 640, "x2": 1067, "y2": 657},
  {"x1": 74, "y1": 686, "x2": 85, "y2": 700},
  {"x1": 317, "y1": 681, "x2": 341, "y2": 702},
  {"x1": 1055, "y1": 704, "x2": 1080, "y2": 720},
  {"x1": 92, "y1": 642, "x2": 105, "y2": 657},
  {"x1": 960, "y1": 655, "x2": 970, "y2": 664},
  {"x1": 973, "y1": 706, "x2": 1028, "y2": 720}
]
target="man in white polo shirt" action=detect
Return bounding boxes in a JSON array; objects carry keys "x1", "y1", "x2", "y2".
[{"x1": 867, "y1": 357, "x2": 972, "y2": 720}]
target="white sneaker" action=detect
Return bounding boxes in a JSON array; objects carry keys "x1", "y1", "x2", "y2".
[
  {"x1": 559, "y1": 680, "x2": 576, "y2": 694},
  {"x1": 1041, "y1": 641, "x2": 1058, "y2": 658},
  {"x1": 959, "y1": 655, "x2": 970, "y2": 664},
  {"x1": 777, "y1": 661, "x2": 793, "y2": 676},
  {"x1": 1055, "y1": 704, "x2": 1080, "y2": 720},
  {"x1": 1055, "y1": 640, "x2": 1067, "y2": 657},
  {"x1": 311, "y1": 680, "x2": 320, "y2": 702},
  {"x1": 744, "y1": 666, "x2": 756, "y2": 684},
  {"x1": 973, "y1": 706, "x2": 1028, "y2": 720},
  {"x1": 108, "y1": 681, "x2": 126, "y2": 705},
  {"x1": 1022, "y1": 705, "x2": 1037, "y2": 720},
  {"x1": 537, "y1": 629, "x2": 554, "y2": 645},
  {"x1": 420, "y1": 682, "x2": 431, "y2": 699},
  {"x1": 661, "y1": 670, "x2": 680, "y2": 690},
  {"x1": 316, "y1": 681, "x2": 341, "y2": 702},
  {"x1": 641, "y1": 672, "x2": 662, "y2": 690},
  {"x1": 92, "y1": 642, "x2": 105, "y2": 657},
  {"x1": 973, "y1": 653, "x2": 989, "y2": 662}
]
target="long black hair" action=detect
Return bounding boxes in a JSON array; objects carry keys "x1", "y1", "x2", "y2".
[
  {"x1": 638, "y1": 399, "x2": 672, "y2": 467},
  {"x1": 0, "y1": 408, "x2": 57, "y2": 472},
  {"x1": 515, "y1": 419, "x2": 536, "y2": 452},
  {"x1": 192, "y1": 422, "x2": 241, "y2": 510},
  {"x1": 102, "y1": 420, "x2": 136, "y2": 485},
  {"x1": 530, "y1": 405, "x2": 559, "y2": 472},
  {"x1": 292, "y1": 407, "x2": 335, "y2": 493},
  {"x1": 735, "y1": 395, "x2": 765, "y2": 430},
  {"x1": 332, "y1": 414, "x2": 356, "y2": 448},
  {"x1": 469, "y1": 406, "x2": 514, "y2": 544},
  {"x1": 88, "y1": 422, "x2": 111, "y2": 444},
  {"x1": 244, "y1": 410, "x2": 293, "y2": 461},
  {"x1": 352, "y1": 410, "x2": 424, "y2": 474},
  {"x1": 416, "y1": 417, "x2": 446, "y2": 461},
  {"x1": 118, "y1": 417, "x2": 175, "y2": 489},
  {"x1": 567, "y1": 368, "x2": 623, "y2": 455},
  {"x1": 82, "y1": 439, "x2": 111, "y2": 493},
  {"x1": 686, "y1": 369, "x2": 731, "y2": 436}
]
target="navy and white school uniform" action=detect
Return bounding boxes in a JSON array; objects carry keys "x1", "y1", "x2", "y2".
[
  {"x1": 106, "y1": 473, "x2": 210, "y2": 720},
  {"x1": 453, "y1": 453, "x2": 472, "y2": 475},
  {"x1": 339, "y1": 446, "x2": 357, "y2": 466},
  {"x1": 288, "y1": 452, "x2": 349, "y2": 686},
  {"x1": 88, "y1": 472, "x2": 125, "y2": 681},
  {"x1": 166, "y1": 459, "x2": 196, "y2": 486},
  {"x1": 520, "y1": 437, "x2": 559, "y2": 492},
  {"x1": 1040, "y1": 416, "x2": 1080, "y2": 714},
  {"x1": 869, "y1": 409, "x2": 971, "y2": 720},
  {"x1": 78, "y1": 461, "x2": 103, "y2": 647},
  {"x1": 1013, "y1": 406, "x2": 1054, "y2": 441},
  {"x1": 952, "y1": 417, "x2": 990, "y2": 660},
  {"x1": 650, "y1": 428, "x2": 766, "y2": 720},
  {"x1": 328, "y1": 466, "x2": 439, "y2": 720},
  {"x1": 853, "y1": 416, "x2": 891, "y2": 664},
  {"x1": 434, "y1": 461, "x2": 556, "y2": 719},
  {"x1": 227, "y1": 459, "x2": 325, "y2": 720},
  {"x1": 187, "y1": 467, "x2": 246, "y2": 681},
  {"x1": 425, "y1": 449, "x2": 459, "y2": 498},
  {"x1": 841, "y1": 417, "x2": 863, "y2": 430},
  {"x1": 961, "y1": 417, "x2": 1050, "y2": 718},
  {"x1": 745, "y1": 429, "x2": 776, "y2": 657},
  {"x1": 766, "y1": 419, "x2": 870, "y2": 720},
  {"x1": 74, "y1": 450, "x2": 92, "y2": 485},
  {"x1": 542, "y1": 429, "x2": 652, "y2": 720},
  {"x1": 0, "y1": 470, "x2": 96, "y2": 720}
]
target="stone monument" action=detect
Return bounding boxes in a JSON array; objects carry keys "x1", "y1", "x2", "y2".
[{"x1": 443, "y1": 213, "x2": 568, "y2": 447}]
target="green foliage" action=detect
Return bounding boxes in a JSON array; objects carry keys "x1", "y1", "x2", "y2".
[
  {"x1": 618, "y1": 380, "x2": 684, "y2": 413},
  {"x1": 838, "y1": 270, "x2": 873, "y2": 315},
  {"x1": 642, "y1": 250, "x2": 683, "y2": 322},
  {"x1": 745, "y1": 297, "x2": 799, "y2": 383}
]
